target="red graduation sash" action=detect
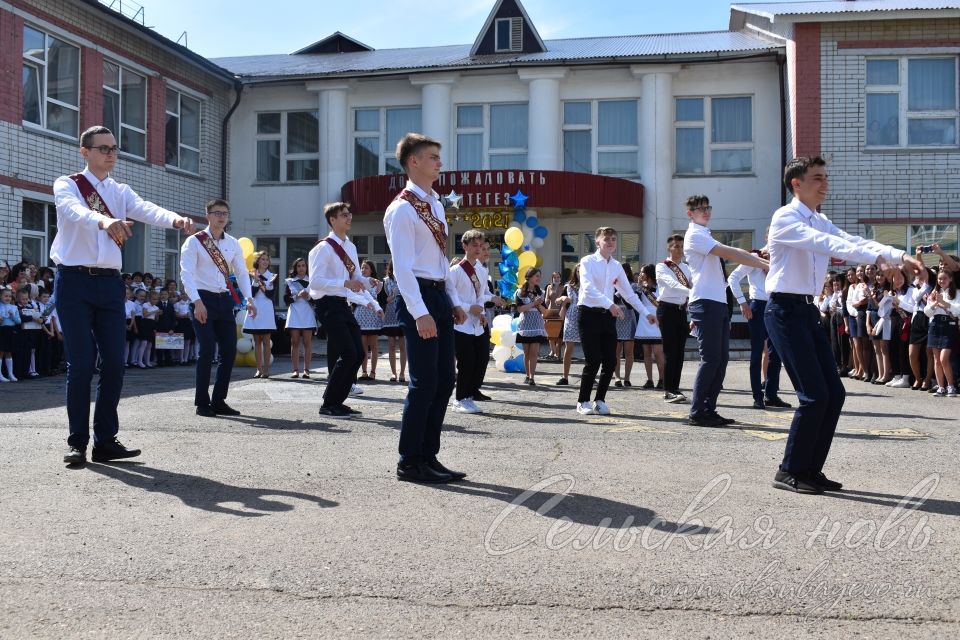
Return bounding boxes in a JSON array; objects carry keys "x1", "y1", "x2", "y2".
[
  {"x1": 194, "y1": 231, "x2": 241, "y2": 303},
  {"x1": 317, "y1": 236, "x2": 356, "y2": 276},
  {"x1": 396, "y1": 189, "x2": 447, "y2": 252},
  {"x1": 68, "y1": 173, "x2": 123, "y2": 248},
  {"x1": 458, "y1": 259, "x2": 481, "y2": 296},
  {"x1": 663, "y1": 260, "x2": 691, "y2": 288}
]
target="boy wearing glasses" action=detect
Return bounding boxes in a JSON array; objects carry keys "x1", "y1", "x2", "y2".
[
  {"x1": 683, "y1": 195, "x2": 769, "y2": 427},
  {"x1": 53, "y1": 125, "x2": 195, "y2": 465}
]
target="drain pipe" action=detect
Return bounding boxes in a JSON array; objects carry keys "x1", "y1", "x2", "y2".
[{"x1": 220, "y1": 79, "x2": 243, "y2": 199}]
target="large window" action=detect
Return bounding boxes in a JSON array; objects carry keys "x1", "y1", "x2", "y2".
[
  {"x1": 353, "y1": 107, "x2": 422, "y2": 178},
  {"x1": 864, "y1": 224, "x2": 958, "y2": 267},
  {"x1": 121, "y1": 221, "x2": 146, "y2": 273},
  {"x1": 256, "y1": 111, "x2": 319, "y2": 182},
  {"x1": 455, "y1": 103, "x2": 528, "y2": 170},
  {"x1": 563, "y1": 100, "x2": 640, "y2": 177},
  {"x1": 865, "y1": 57, "x2": 958, "y2": 148},
  {"x1": 103, "y1": 61, "x2": 147, "y2": 158},
  {"x1": 675, "y1": 96, "x2": 753, "y2": 175},
  {"x1": 22, "y1": 25, "x2": 79, "y2": 137},
  {"x1": 21, "y1": 200, "x2": 57, "y2": 267},
  {"x1": 164, "y1": 228, "x2": 181, "y2": 282},
  {"x1": 165, "y1": 89, "x2": 201, "y2": 173}
]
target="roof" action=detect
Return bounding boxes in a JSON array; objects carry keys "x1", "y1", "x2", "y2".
[
  {"x1": 213, "y1": 31, "x2": 781, "y2": 81},
  {"x1": 732, "y1": 0, "x2": 960, "y2": 20}
]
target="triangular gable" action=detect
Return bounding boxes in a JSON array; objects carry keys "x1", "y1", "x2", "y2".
[
  {"x1": 470, "y1": 0, "x2": 546, "y2": 56},
  {"x1": 293, "y1": 31, "x2": 374, "y2": 55}
]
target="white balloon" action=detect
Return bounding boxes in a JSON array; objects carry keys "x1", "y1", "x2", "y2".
[
  {"x1": 523, "y1": 226, "x2": 534, "y2": 243},
  {"x1": 508, "y1": 221, "x2": 522, "y2": 229},
  {"x1": 531, "y1": 237, "x2": 544, "y2": 249},
  {"x1": 236, "y1": 338, "x2": 253, "y2": 353},
  {"x1": 492, "y1": 345, "x2": 512, "y2": 362},
  {"x1": 492, "y1": 314, "x2": 513, "y2": 330},
  {"x1": 269, "y1": 353, "x2": 275, "y2": 365},
  {"x1": 235, "y1": 309, "x2": 247, "y2": 326},
  {"x1": 500, "y1": 331, "x2": 516, "y2": 348}
]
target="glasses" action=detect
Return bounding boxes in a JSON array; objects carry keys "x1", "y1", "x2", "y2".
[
  {"x1": 85, "y1": 145, "x2": 120, "y2": 155},
  {"x1": 694, "y1": 205, "x2": 713, "y2": 213},
  {"x1": 207, "y1": 210, "x2": 230, "y2": 217}
]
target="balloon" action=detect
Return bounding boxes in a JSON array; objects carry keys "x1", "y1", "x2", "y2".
[
  {"x1": 525, "y1": 216, "x2": 539, "y2": 228},
  {"x1": 518, "y1": 251, "x2": 537, "y2": 270},
  {"x1": 245, "y1": 252, "x2": 257, "y2": 270},
  {"x1": 244, "y1": 351, "x2": 258, "y2": 367},
  {"x1": 498, "y1": 263, "x2": 513, "y2": 277},
  {"x1": 531, "y1": 237, "x2": 544, "y2": 249},
  {"x1": 504, "y1": 355, "x2": 525, "y2": 373},
  {"x1": 235, "y1": 309, "x2": 247, "y2": 326},
  {"x1": 534, "y1": 225, "x2": 548, "y2": 238},
  {"x1": 500, "y1": 331, "x2": 516, "y2": 348},
  {"x1": 504, "y1": 227, "x2": 524, "y2": 251},
  {"x1": 513, "y1": 211, "x2": 527, "y2": 224},
  {"x1": 238, "y1": 237, "x2": 255, "y2": 256},
  {"x1": 236, "y1": 337, "x2": 253, "y2": 353},
  {"x1": 511, "y1": 317, "x2": 520, "y2": 331},
  {"x1": 498, "y1": 280, "x2": 516, "y2": 298},
  {"x1": 492, "y1": 345, "x2": 512, "y2": 361},
  {"x1": 269, "y1": 353, "x2": 275, "y2": 366},
  {"x1": 236, "y1": 325, "x2": 244, "y2": 339},
  {"x1": 492, "y1": 314, "x2": 513, "y2": 330},
  {"x1": 502, "y1": 271, "x2": 517, "y2": 285},
  {"x1": 490, "y1": 328, "x2": 503, "y2": 346}
]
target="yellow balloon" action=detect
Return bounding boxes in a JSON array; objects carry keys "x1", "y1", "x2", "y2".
[
  {"x1": 245, "y1": 252, "x2": 257, "y2": 271},
  {"x1": 535, "y1": 254, "x2": 544, "y2": 268},
  {"x1": 238, "y1": 237, "x2": 255, "y2": 256},
  {"x1": 518, "y1": 251, "x2": 537, "y2": 270},
  {"x1": 490, "y1": 328, "x2": 503, "y2": 346},
  {"x1": 504, "y1": 227, "x2": 524, "y2": 251},
  {"x1": 244, "y1": 351, "x2": 258, "y2": 367}
]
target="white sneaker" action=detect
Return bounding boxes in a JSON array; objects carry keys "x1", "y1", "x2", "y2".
[
  {"x1": 350, "y1": 384, "x2": 364, "y2": 396},
  {"x1": 890, "y1": 377, "x2": 911, "y2": 389},
  {"x1": 576, "y1": 401, "x2": 596, "y2": 415},
  {"x1": 593, "y1": 400, "x2": 611, "y2": 415},
  {"x1": 0, "y1": 375, "x2": 8, "y2": 383},
  {"x1": 453, "y1": 399, "x2": 482, "y2": 414},
  {"x1": 947, "y1": 386, "x2": 957, "y2": 398},
  {"x1": 884, "y1": 376, "x2": 899, "y2": 387}
]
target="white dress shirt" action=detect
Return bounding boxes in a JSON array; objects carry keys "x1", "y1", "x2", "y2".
[
  {"x1": 51, "y1": 168, "x2": 182, "y2": 269},
  {"x1": 577, "y1": 251, "x2": 645, "y2": 313},
  {"x1": 683, "y1": 222, "x2": 727, "y2": 304},
  {"x1": 727, "y1": 263, "x2": 768, "y2": 304},
  {"x1": 924, "y1": 290, "x2": 960, "y2": 318},
  {"x1": 846, "y1": 283, "x2": 865, "y2": 317},
  {"x1": 179, "y1": 231, "x2": 254, "y2": 303},
  {"x1": 655, "y1": 261, "x2": 692, "y2": 305},
  {"x1": 450, "y1": 262, "x2": 488, "y2": 336},
  {"x1": 766, "y1": 199, "x2": 905, "y2": 297},
  {"x1": 382, "y1": 181, "x2": 458, "y2": 319},
  {"x1": 307, "y1": 232, "x2": 380, "y2": 309}
]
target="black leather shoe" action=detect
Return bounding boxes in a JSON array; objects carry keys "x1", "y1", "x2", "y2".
[
  {"x1": 685, "y1": 413, "x2": 726, "y2": 428},
  {"x1": 397, "y1": 462, "x2": 452, "y2": 484},
  {"x1": 706, "y1": 411, "x2": 736, "y2": 425},
  {"x1": 196, "y1": 405, "x2": 216, "y2": 417},
  {"x1": 428, "y1": 458, "x2": 466, "y2": 480},
  {"x1": 338, "y1": 404, "x2": 362, "y2": 416},
  {"x1": 91, "y1": 437, "x2": 141, "y2": 462},
  {"x1": 811, "y1": 471, "x2": 843, "y2": 491},
  {"x1": 211, "y1": 402, "x2": 240, "y2": 416},
  {"x1": 772, "y1": 470, "x2": 823, "y2": 494},
  {"x1": 473, "y1": 392, "x2": 492, "y2": 401},
  {"x1": 752, "y1": 399, "x2": 765, "y2": 409},
  {"x1": 63, "y1": 446, "x2": 86, "y2": 464},
  {"x1": 764, "y1": 396, "x2": 792, "y2": 409},
  {"x1": 319, "y1": 405, "x2": 352, "y2": 418},
  {"x1": 555, "y1": 377, "x2": 569, "y2": 386}
]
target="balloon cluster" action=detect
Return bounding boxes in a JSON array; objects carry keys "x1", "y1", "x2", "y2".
[
  {"x1": 497, "y1": 191, "x2": 549, "y2": 300},
  {"x1": 489, "y1": 314, "x2": 525, "y2": 373},
  {"x1": 232, "y1": 237, "x2": 267, "y2": 367}
]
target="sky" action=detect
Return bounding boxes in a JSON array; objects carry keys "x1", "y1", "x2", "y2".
[{"x1": 123, "y1": 0, "x2": 736, "y2": 60}]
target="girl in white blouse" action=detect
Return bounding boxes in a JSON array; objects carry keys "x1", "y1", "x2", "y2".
[{"x1": 923, "y1": 269, "x2": 960, "y2": 397}]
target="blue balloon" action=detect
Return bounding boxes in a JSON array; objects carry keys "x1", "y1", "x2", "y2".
[
  {"x1": 525, "y1": 216, "x2": 538, "y2": 228},
  {"x1": 523, "y1": 244, "x2": 530, "y2": 252},
  {"x1": 513, "y1": 211, "x2": 527, "y2": 223},
  {"x1": 498, "y1": 262, "x2": 512, "y2": 276},
  {"x1": 511, "y1": 317, "x2": 520, "y2": 331},
  {"x1": 501, "y1": 245, "x2": 515, "y2": 258},
  {"x1": 533, "y1": 225, "x2": 548, "y2": 238},
  {"x1": 504, "y1": 354, "x2": 525, "y2": 373},
  {"x1": 506, "y1": 256, "x2": 520, "y2": 269},
  {"x1": 502, "y1": 272, "x2": 517, "y2": 286},
  {"x1": 498, "y1": 280, "x2": 516, "y2": 298}
]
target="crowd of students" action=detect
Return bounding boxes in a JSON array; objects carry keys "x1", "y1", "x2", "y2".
[{"x1": 0, "y1": 260, "x2": 64, "y2": 381}]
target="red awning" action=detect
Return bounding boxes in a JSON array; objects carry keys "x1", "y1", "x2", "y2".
[{"x1": 341, "y1": 170, "x2": 643, "y2": 217}]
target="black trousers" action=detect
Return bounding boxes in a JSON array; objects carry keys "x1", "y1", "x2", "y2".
[
  {"x1": 657, "y1": 301, "x2": 689, "y2": 393},
  {"x1": 577, "y1": 307, "x2": 617, "y2": 403},
  {"x1": 315, "y1": 296, "x2": 362, "y2": 408},
  {"x1": 455, "y1": 330, "x2": 489, "y2": 400},
  {"x1": 191, "y1": 290, "x2": 237, "y2": 407}
]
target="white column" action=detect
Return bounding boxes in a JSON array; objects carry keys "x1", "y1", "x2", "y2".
[
  {"x1": 634, "y1": 66, "x2": 679, "y2": 262},
  {"x1": 307, "y1": 81, "x2": 351, "y2": 213},
  {"x1": 518, "y1": 68, "x2": 566, "y2": 170},
  {"x1": 411, "y1": 73, "x2": 459, "y2": 155}
]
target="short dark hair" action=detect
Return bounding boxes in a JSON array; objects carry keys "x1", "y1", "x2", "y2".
[
  {"x1": 205, "y1": 198, "x2": 229, "y2": 213},
  {"x1": 595, "y1": 226, "x2": 617, "y2": 239},
  {"x1": 461, "y1": 229, "x2": 485, "y2": 247},
  {"x1": 667, "y1": 234, "x2": 684, "y2": 245},
  {"x1": 395, "y1": 133, "x2": 441, "y2": 170},
  {"x1": 783, "y1": 155, "x2": 826, "y2": 194},
  {"x1": 323, "y1": 202, "x2": 350, "y2": 225},
  {"x1": 80, "y1": 125, "x2": 112, "y2": 147},
  {"x1": 685, "y1": 194, "x2": 709, "y2": 211}
]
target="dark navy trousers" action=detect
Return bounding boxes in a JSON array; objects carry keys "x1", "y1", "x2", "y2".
[
  {"x1": 747, "y1": 299, "x2": 782, "y2": 402},
  {"x1": 764, "y1": 295, "x2": 846, "y2": 475},
  {"x1": 191, "y1": 290, "x2": 238, "y2": 407},
  {"x1": 688, "y1": 299, "x2": 730, "y2": 417},
  {"x1": 55, "y1": 268, "x2": 126, "y2": 448},
  {"x1": 396, "y1": 284, "x2": 455, "y2": 464},
  {"x1": 315, "y1": 296, "x2": 362, "y2": 409}
]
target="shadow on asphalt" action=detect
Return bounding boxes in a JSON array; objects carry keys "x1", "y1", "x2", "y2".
[
  {"x1": 84, "y1": 462, "x2": 338, "y2": 516},
  {"x1": 427, "y1": 479, "x2": 719, "y2": 533},
  {"x1": 821, "y1": 488, "x2": 960, "y2": 517},
  {"x1": 214, "y1": 415, "x2": 352, "y2": 433}
]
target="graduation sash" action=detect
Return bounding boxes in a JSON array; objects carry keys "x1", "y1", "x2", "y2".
[
  {"x1": 194, "y1": 231, "x2": 241, "y2": 304},
  {"x1": 69, "y1": 173, "x2": 123, "y2": 248},
  {"x1": 643, "y1": 288, "x2": 659, "y2": 308},
  {"x1": 458, "y1": 259, "x2": 481, "y2": 296},
  {"x1": 396, "y1": 189, "x2": 447, "y2": 251},
  {"x1": 317, "y1": 236, "x2": 356, "y2": 276},
  {"x1": 663, "y1": 260, "x2": 690, "y2": 288}
]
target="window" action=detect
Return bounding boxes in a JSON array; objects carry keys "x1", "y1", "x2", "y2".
[
  {"x1": 21, "y1": 200, "x2": 57, "y2": 267},
  {"x1": 559, "y1": 232, "x2": 641, "y2": 281},
  {"x1": 495, "y1": 17, "x2": 522, "y2": 53},
  {"x1": 103, "y1": 61, "x2": 147, "y2": 158},
  {"x1": 165, "y1": 89, "x2": 201, "y2": 173},
  {"x1": 675, "y1": 96, "x2": 753, "y2": 174},
  {"x1": 164, "y1": 228, "x2": 181, "y2": 282},
  {"x1": 865, "y1": 57, "x2": 958, "y2": 148},
  {"x1": 352, "y1": 107, "x2": 422, "y2": 178},
  {"x1": 349, "y1": 233, "x2": 391, "y2": 275},
  {"x1": 22, "y1": 25, "x2": 79, "y2": 137},
  {"x1": 563, "y1": 100, "x2": 640, "y2": 177},
  {"x1": 256, "y1": 111, "x2": 319, "y2": 182},
  {"x1": 454, "y1": 103, "x2": 528, "y2": 170},
  {"x1": 121, "y1": 221, "x2": 145, "y2": 273},
  {"x1": 864, "y1": 224, "x2": 957, "y2": 267}
]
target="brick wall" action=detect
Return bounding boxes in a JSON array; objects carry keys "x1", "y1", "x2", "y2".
[
  {"x1": 819, "y1": 18, "x2": 960, "y2": 234},
  {"x1": 0, "y1": 9, "x2": 24, "y2": 124},
  {"x1": 79, "y1": 46, "x2": 104, "y2": 132},
  {"x1": 792, "y1": 23, "x2": 821, "y2": 157}
]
